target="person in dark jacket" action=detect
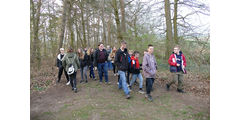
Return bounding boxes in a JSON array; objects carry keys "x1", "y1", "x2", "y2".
[
  {"x1": 62, "y1": 47, "x2": 80, "y2": 93},
  {"x1": 93, "y1": 43, "x2": 110, "y2": 84},
  {"x1": 77, "y1": 48, "x2": 85, "y2": 83},
  {"x1": 81, "y1": 48, "x2": 91, "y2": 83},
  {"x1": 89, "y1": 48, "x2": 96, "y2": 80},
  {"x1": 128, "y1": 51, "x2": 144, "y2": 94},
  {"x1": 166, "y1": 45, "x2": 187, "y2": 93},
  {"x1": 114, "y1": 41, "x2": 131, "y2": 99},
  {"x1": 56, "y1": 48, "x2": 69, "y2": 84}
]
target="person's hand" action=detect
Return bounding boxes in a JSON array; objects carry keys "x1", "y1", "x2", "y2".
[
  {"x1": 94, "y1": 67, "x2": 97, "y2": 70},
  {"x1": 177, "y1": 64, "x2": 180, "y2": 66},
  {"x1": 182, "y1": 65, "x2": 185, "y2": 69}
]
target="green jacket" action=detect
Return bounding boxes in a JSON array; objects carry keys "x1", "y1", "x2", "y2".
[{"x1": 62, "y1": 52, "x2": 80, "y2": 72}]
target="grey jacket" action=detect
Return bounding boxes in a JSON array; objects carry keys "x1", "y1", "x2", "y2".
[{"x1": 142, "y1": 53, "x2": 157, "y2": 78}]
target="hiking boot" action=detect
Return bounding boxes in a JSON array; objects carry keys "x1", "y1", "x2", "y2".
[
  {"x1": 166, "y1": 84, "x2": 170, "y2": 91},
  {"x1": 74, "y1": 88, "x2": 77, "y2": 93},
  {"x1": 177, "y1": 88, "x2": 185, "y2": 93},
  {"x1": 66, "y1": 81, "x2": 70, "y2": 85},
  {"x1": 145, "y1": 94, "x2": 153, "y2": 102},
  {"x1": 138, "y1": 90, "x2": 145, "y2": 94},
  {"x1": 85, "y1": 80, "x2": 88, "y2": 83},
  {"x1": 126, "y1": 94, "x2": 131, "y2": 99}
]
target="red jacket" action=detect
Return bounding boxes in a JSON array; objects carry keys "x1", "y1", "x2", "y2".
[
  {"x1": 168, "y1": 52, "x2": 187, "y2": 67},
  {"x1": 131, "y1": 56, "x2": 140, "y2": 69}
]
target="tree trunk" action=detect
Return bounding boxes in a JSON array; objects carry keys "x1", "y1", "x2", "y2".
[
  {"x1": 31, "y1": 0, "x2": 42, "y2": 68},
  {"x1": 80, "y1": 1, "x2": 87, "y2": 48},
  {"x1": 67, "y1": 0, "x2": 74, "y2": 48},
  {"x1": 120, "y1": 0, "x2": 126, "y2": 34},
  {"x1": 173, "y1": 0, "x2": 178, "y2": 44},
  {"x1": 58, "y1": 0, "x2": 68, "y2": 50},
  {"x1": 164, "y1": 0, "x2": 173, "y2": 59},
  {"x1": 101, "y1": 0, "x2": 107, "y2": 44},
  {"x1": 112, "y1": 0, "x2": 122, "y2": 44}
]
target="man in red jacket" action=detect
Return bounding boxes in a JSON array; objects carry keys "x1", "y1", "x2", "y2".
[{"x1": 166, "y1": 45, "x2": 187, "y2": 93}]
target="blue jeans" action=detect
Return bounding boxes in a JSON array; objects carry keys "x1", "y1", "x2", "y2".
[
  {"x1": 89, "y1": 65, "x2": 95, "y2": 78},
  {"x1": 107, "y1": 61, "x2": 113, "y2": 70},
  {"x1": 118, "y1": 70, "x2": 130, "y2": 95},
  {"x1": 130, "y1": 73, "x2": 143, "y2": 89},
  {"x1": 97, "y1": 62, "x2": 109, "y2": 82}
]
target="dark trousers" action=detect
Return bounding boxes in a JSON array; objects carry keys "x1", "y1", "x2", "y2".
[
  {"x1": 58, "y1": 66, "x2": 69, "y2": 82},
  {"x1": 127, "y1": 70, "x2": 130, "y2": 84},
  {"x1": 146, "y1": 78, "x2": 154, "y2": 95},
  {"x1": 112, "y1": 63, "x2": 116, "y2": 74},
  {"x1": 69, "y1": 72, "x2": 77, "y2": 89},
  {"x1": 89, "y1": 65, "x2": 95, "y2": 78}
]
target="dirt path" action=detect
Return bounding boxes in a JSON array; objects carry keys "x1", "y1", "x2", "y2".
[{"x1": 31, "y1": 71, "x2": 210, "y2": 120}]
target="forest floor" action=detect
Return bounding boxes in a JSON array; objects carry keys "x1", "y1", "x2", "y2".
[{"x1": 30, "y1": 68, "x2": 210, "y2": 120}]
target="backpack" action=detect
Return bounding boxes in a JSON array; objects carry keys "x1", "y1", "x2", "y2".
[{"x1": 66, "y1": 55, "x2": 76, "y2": 75}]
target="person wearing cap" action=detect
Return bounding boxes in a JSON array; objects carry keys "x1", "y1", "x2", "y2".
[
  {"x1": 114, "y1": 41, "x2": 131, "y2": 99},
  {"x1": 56, "y1": 48, "x2": 70, "y2": 85},
  {"x1": 62, "y1": 47, "x2": 80, "y2": 93}
]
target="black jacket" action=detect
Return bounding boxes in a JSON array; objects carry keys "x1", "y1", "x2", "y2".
[
  {"x1": 56, "y1": 53, "x2": 65, "y2": 68},
  {"x1": 114, "y1": 48, "x2": 129, "y2": 71},
  {"x1": 93, "y1": 49, "x2": 108, "y2": 66}
]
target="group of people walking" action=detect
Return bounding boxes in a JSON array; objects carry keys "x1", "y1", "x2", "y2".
[{"x1": 56, "y1": 40, "x2": 187, "y2": 102}]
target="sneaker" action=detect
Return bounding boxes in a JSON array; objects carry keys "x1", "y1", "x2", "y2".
[
  {"x1": 85, "y1": 80, "x2": 88, "y2": 83},
  {"x1": 105, "y1": 82, "x2": 111, "y2": 85},
  {"x1": 145, "y1": 94, "x2": 153, "y2": 102},
  {"x1": 66, "y1": 81, "x2": 70, "y2": 85},
  {"x1": 128, "y1": 88, "x2": 132, "y2": 92},
  {"x1": 126, "y1": 94, "x2": 131, "y2": 99},
  {"x1": 72, "y1": 87, "x2": 74, "y2": 91},
  {"x1": 138, "y1": 90, "x2": 145, "y2": 94},
  {"x1": 80, "y1": 80, "x2": 84, "y2": 83},
  {"x1": 177, "y1": 88, "x2": 185, "y2": 93},
  {"x1": 166, "y1": 84, "x2": 170, "y2": 91},
  {"x1": 93, "y1": 78, "x2": 97, "y2": 81},
  {"x1": 74, "y1": 88, "x2": 77, "y2": 93},
  {"x1": 117, "y1": 82, "x2": 119, "y2": 85}
]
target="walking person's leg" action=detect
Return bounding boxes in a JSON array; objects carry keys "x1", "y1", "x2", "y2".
[
  {"x1": 166, "y1": 73, "x2": 178, "y2": 90},
  {"x1": 83, "y1": 66, "x2": 88, "y2": 83},
  {"x1": 57, "y1": 67, "x2": 64, "y2": 82},
  {"x1": 129, "y1": 74, "x2": 137, "y2": 89},
  {"x1": 112, "y1": 63, "x2": 116, "y2": 74},
  {"x1": 118, "y1": 71, "x2": 130, "y2": 99},
  {"x1": 63, "y1": 69, "x2": 69, "y2": 83},
  {"x1": 73, "y1": 72, "x2": 77, "y2": 93},
  {"x1": 97, "y1": 63, "x2": 103, "y2": 83},
  {"x1": 80, "y1": 67, "x2": 84, "y2": 83},
  {"x1": 145, "y1": 78, "x2": 153, "y2": 101},
  {"x1": 138, "y1": 73, "x2": 144, "y2": 91},
  {"x1": 177, "y1": 72, "x2": 185, "y2": 93},
  {"x1": 103, "y1": 62, "x2": 109, "y2": 83}
]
